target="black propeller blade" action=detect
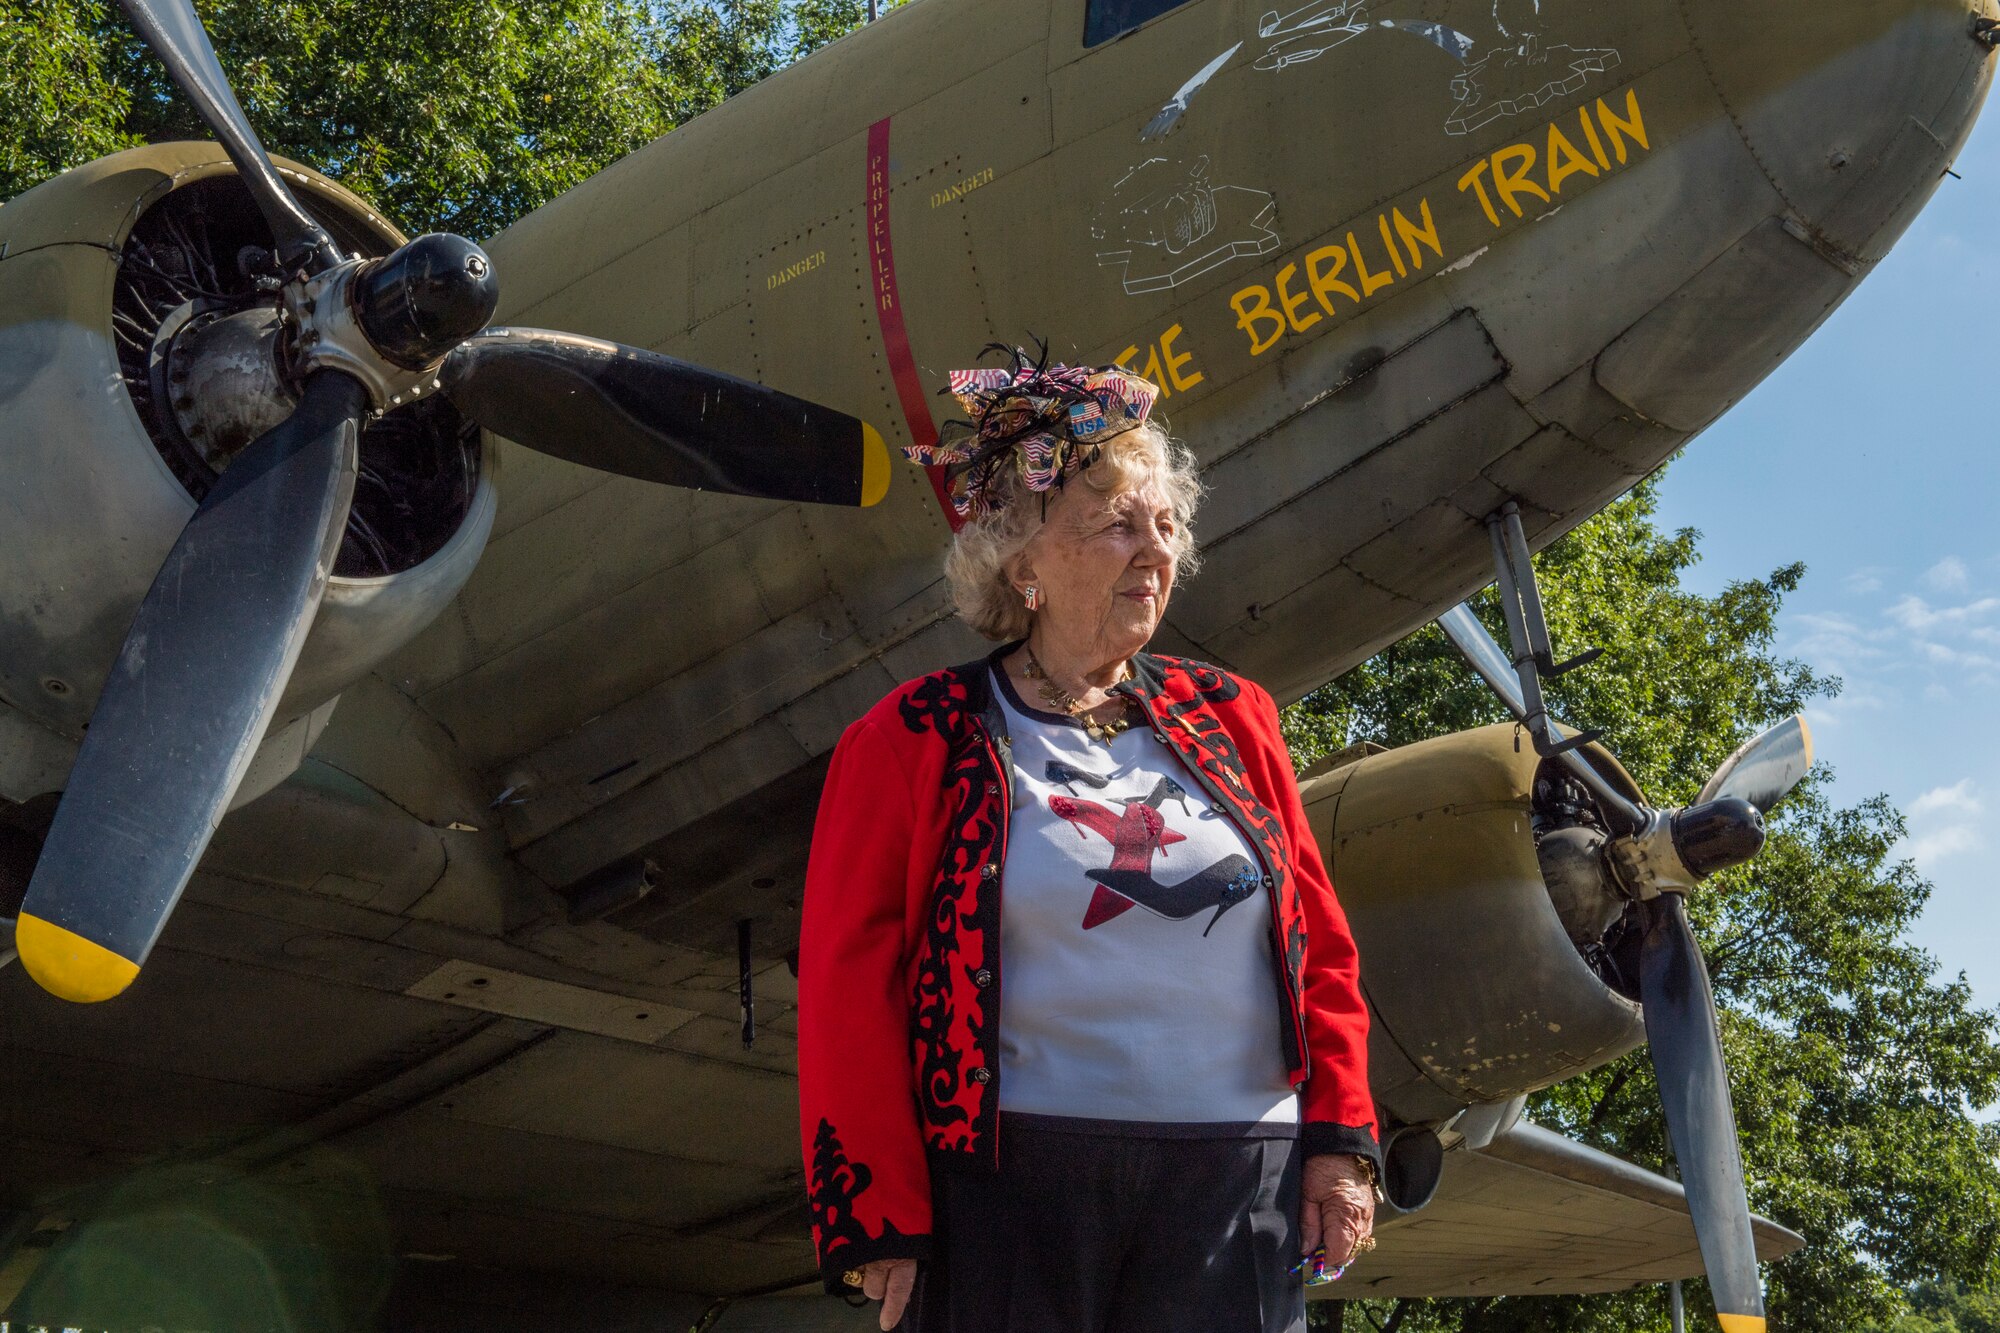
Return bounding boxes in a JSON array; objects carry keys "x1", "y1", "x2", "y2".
[
  {"x1": 14, "y1": 373, "x2": 366, "y2": 1002},
  {"x1": 441, "y1": 329, "x2": 890, "y2": 506},
  {"x1": 1641, "y1": 893, "x2": 1767, "y2": 1333},
  {"x1": 116, "y1": 0, "x2": 342, "y2": 272}
]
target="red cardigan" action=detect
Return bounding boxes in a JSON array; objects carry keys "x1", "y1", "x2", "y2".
[{"x1": 797, "y1": 649, "x2": 1377, "y2": 1288}]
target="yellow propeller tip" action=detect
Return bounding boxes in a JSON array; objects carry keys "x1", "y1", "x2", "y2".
[
  {"x1": 1717, "y1": 1315, "x2": 1767, "y2": 1333},
  {"x1": 1796, "y1": 713, "x2": 1814, "y2": 771},
  {"x1": 860, "y1": 422, "x2": 891, "y2": 508},
  {"x1": 15, "y1": 913, "x2": 140, "y2": 1003}
]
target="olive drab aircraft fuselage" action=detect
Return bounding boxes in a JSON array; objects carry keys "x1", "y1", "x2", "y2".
[{"x1": 0, "y1": 0, "x2": 1989, "y2": 1323}]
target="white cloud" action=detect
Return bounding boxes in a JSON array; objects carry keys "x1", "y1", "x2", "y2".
[
  {"x1": 1926, "y1": 557, "x2": 1971, "y2": 592},
  {"x1": 1788, "y1": 611, "x2": 1887, "y2": 671},
  {"x1": 1910, "y1": 779, "x2": 1982, "y2": 818},
  {"x1": 1886, "y1": 595, "x2": 2000, "y2": 633},
  {"x1": 1803, "y1": 689, "x2": 1888, "y2": 733},
  {"x1": 1786, "y1": 571, "x2": 2000, "y2": 754},
  {"x1": 1833, "y1": 687, "x2": 1887, "y2": 711},
  {"x1": 1917, "y1": 640, "x2": 2000, "y2": 672},
  {"x1": 1907, "y1": 824, "x2": 1984, "y2": 864},
  {"x1": 1900, "y1": 780, "x2": 1986, "y2": 868},
  {"x1": 1794, "y1": 611, "x2": 1866, "y2": 637},
  {"x1": 1844, "y1": 568, "x2": 1886, "y2": 596}
]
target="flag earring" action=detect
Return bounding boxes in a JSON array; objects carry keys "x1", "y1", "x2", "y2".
[{"x1": 1023, "y1": 585, "x2": 1042, "y2": 611}]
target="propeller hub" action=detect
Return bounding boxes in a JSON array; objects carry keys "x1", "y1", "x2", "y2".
[
  {"x1": 1671, "y1": 798, "x2": 1767, "y2": 879},
  {"x1": 1605, "y1": 808, "x2": 1698, "y2": 899},
  {"x1": 352, "y1": 234, "x2": 500, "y2": 370},
  {"x1": 1607, "y1": 798, "x2": 1769, "y2": 900}
]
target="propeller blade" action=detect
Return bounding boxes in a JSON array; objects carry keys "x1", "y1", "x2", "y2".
[
  {"x1": 15, "y1": 372, "x2": 366, "y2": 1003},
  {"x1": 1640, "y1": 894, "x2": 1767, "y2": 1333},
  {"x1": 1697, "y1": 716, "x2": 1814, "y2": 813},
  {"x1": 441, "y1": 328, "x2": 891, "y2": 507},
  {"x1": 1435, "y1": 604, "x2": 1646, "y2": 834},
  {"x1": 115, "y1": 0, "x2": 342, "y2": 271},
  {"x1": 1437, "y1": 603, "x2": 1528, "y2": 716}
]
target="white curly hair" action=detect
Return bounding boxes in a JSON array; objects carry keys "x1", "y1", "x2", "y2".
[{"x1": 943, "y1": 421, "x2": 1204, "y2": 642}]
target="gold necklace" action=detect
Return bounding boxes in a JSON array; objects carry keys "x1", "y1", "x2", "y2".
[{"x1": 1024, "y1": 648, "x2": 1134, "y2": 742}]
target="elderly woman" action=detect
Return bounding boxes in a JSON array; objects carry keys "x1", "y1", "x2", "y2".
[{"x1": 797, "y1": 351, "x2": 1378, "y2": 1333}]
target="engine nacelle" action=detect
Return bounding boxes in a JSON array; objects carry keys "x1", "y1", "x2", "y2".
[
  {"x1": 1301, "y1": 725, "x2": 1648, "y2": 1128},
  {"x1": 0, "y1": 144, "x2": 497, "y2": 807}
]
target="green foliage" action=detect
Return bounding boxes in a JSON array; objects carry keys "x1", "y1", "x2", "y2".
[
  {"x1": 654, "y1": 0, "x2": 872, "y2": 125},
  {"x1": 1863, "y1": 1278, "x2": 2000, "y2": 1333},
  {"x1": 0, "y1": 1, "x2": 140, "y2": 193},
  {"x1": 0, "y1": 0, "x2": 893, "y2": 237},
  {"x1": 1291, "y1": 479, "x2": 2000, "y2": 1333}
]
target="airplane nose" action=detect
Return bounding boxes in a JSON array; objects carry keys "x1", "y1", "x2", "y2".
[{"x1": 1681, "y1": 0, "x2": 1996, "y2": 264}]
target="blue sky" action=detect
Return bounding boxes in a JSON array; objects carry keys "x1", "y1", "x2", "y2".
[{"x1": 1649, "y1": 108, "x2": 2000, "y2": 1014}]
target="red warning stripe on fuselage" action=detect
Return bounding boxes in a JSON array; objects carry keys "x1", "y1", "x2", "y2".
[{"x1": 866, "y1": 117, "x2": 960, "y2": 528}]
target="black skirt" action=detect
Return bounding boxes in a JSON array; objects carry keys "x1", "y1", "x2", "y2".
[{"x1": 906, "y1": 1115, "x2": 1307, "y2": 1333}]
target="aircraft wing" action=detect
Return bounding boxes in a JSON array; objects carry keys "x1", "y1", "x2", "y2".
[{"x1": 1342, "y1": 1122, "x2": 1804, "y2": 1299}]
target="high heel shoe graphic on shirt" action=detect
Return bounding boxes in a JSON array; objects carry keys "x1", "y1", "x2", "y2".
[
  {"x1": 1084, "y1": 855, "x2": 1261, "y2": 935},
  {"x1": 1046, "y1": 766, "x2": 1258, "y2": 934}
]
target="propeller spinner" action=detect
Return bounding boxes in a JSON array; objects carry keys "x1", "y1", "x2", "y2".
[
  {"x1": 14, "y1": 0, "x2": 890, "y2": 1004},
  {"x1": 1437, "y1": 602, "x2": 1811, "y2": 1333}
]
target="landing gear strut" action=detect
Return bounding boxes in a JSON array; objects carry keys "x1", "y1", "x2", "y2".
[{"x1": 1483, "y1": 502, "x2": 1603, "y2": 759}]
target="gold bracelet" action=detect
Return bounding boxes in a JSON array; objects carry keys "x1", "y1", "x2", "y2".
[{"x1": 1352, "y1": 1152, "x2": 1384, "y2": 1202}]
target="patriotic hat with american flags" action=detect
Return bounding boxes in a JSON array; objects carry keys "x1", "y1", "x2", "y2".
[{"x1": 902, "y1": 342, "x2": 1160, "y2": 521}]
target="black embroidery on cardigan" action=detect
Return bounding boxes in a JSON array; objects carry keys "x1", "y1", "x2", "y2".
[
  {"x1": 809, "y1": 1118, "x2": 915, "y2": 1260},
  {"x1": 899, "y1": 668, "x2": 972, "y2": 738},
  {"x1": 898, "y1": 664, "x2": 1005, "y2": 1161}
]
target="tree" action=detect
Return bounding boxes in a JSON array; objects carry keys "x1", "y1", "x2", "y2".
[
  {"x1": 653, "y1": 0, "x2": 872, "y2": 127},
  {"x1": 1290, "y1": 480, "x2": 2000, "y2": 1332},
  {"x1": 0, "y1": 1, "x2": 140, "y2": 196},
  {"x1": 0, "y1": 0, "x2": 887, "y2": 237},
  {"x1": 1864, "y1": 1277, "x2": 2000, "y2": 1333}
]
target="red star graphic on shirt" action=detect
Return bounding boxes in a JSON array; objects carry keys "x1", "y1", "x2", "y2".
[{"x1": 1048, "y1": 786, "x2": 1187, "y2": 928}]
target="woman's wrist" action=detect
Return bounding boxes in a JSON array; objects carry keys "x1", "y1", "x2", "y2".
[{"x1": 1307, "y1": 1149, "x2": 1382, "y2": 1203}]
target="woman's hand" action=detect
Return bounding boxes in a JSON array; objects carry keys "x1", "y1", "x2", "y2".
[
  {"x1": 1300, "y1": 1153, "x2": 1376, "y2": 1267},
  {"x1": 859, "y1": 1257, "x2": 919, "y2": 1330}
]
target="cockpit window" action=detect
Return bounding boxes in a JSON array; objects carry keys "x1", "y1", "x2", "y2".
[{"x1": 1085, "y1": 0, "x2": 1195, "y2": 46}]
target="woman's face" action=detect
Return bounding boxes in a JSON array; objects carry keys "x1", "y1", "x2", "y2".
[{"x1": 1015, "y1": 471, "x2": 1179, "y2": 663}]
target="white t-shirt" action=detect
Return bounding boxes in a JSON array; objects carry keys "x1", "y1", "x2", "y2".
[{"x1": 992, "y1": 667, "x2": 1299, "y2": 1130}]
